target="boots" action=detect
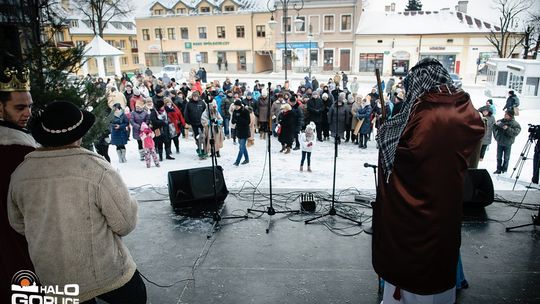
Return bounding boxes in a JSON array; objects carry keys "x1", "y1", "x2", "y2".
[
  {"x1": 138, "y1": 149, "x2": 145, "y2": 161},
  {"x1": 300, "y1": 166, "x2": 303, "y2": 172},
  {"x1": 284, "y1": 147, "x2": 291, "y2": 154},
  {"x1": 116, "y1": 150, "x2": 124, "y2": 163},
  {"x1": 279, "y1": 144, "x2": 286, "y2": 153},
  {"x1": 120, "y1": 149, "x2": 127, "y2": 163},
  {"x1": 262, "y1": 132, "x2": 267, "y2": 140},
  {"x1": 307, "y1": 166, "x2": 312, "y2": 172},
  {"x1": 158, "y1": 149, "x2": 163, "y2": 162}
]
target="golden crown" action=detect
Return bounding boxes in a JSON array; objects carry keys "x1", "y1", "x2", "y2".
[{"x1": 0, "y1": 68, "x2": 31, "y2": 92}]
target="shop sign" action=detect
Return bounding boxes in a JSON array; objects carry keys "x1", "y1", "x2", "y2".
[
  {"x1": 429, "y1": 46, "x2": 446, "y2": 50},
  {"x1": 192, "y1": 41, "x2": 231, "y2": 46},
  {"x1": 276, "y1": 42, "x2": 318, "y2": 49},
  {"x1": 148, "y1": 44, "x2": 160, "y2": 51},
  {"x1": 185, "y1": 42, "x2": 192, "y2": 49}
]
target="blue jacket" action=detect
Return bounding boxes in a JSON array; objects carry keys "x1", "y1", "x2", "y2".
[
  {"x1": 110, "y1": 113, "x2": 129, "y2": 145},
  {"x1": 356, "y1": 105, "x2": 372, "y2": 135}
]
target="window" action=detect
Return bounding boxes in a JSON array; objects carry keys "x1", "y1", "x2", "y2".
[
  {"x1": 155, "y1": 28, "x2": 163, "y2": 40},
  {"x1": 142, "y1": 29, "x2": 150, "y2": 41},
  {"x1": 124, "y1": 22, "x2": 133, "y2": 30},
  {"x1": 310, "y1": 49, "x2": 318, "y2": 66},
  {"x1": 130, "y1": 39, "x2": 138, "y2": 49},
  {"x1": 236, "y1": 26, "x2": 245, "y2": 38},
  {"x1": 341, "y1": 14, "x2": 352, "y2": 31},
  {"x1": 497, "y1": 71, "x2": 508, "y2": 86},
  {"x1": 118, "y1": 40, "x2": 126, "y2": 49},
  {"x1": 132, "y1": 55, "x2": 139, "y2": 64},
  {"x1": 167, "y1": 28, "x2": 175, "y2": 40},
  {"x1": 282, "y1": 16, "x2": 292, "y2": 33},
  {"x1": 182, "y1": 52, "x2": 190, "y2": 64},
  {"x1": 256, "y1": 25, "x2": 266, "y2": 37},
  {"x1": 54, "y1": 31, "x2": 65, "y2": 42},
  {"x1": 176, "y1": 8, "x2": 187, "y2": 14},
  {"x1": 447, "y1": 39, "x2": 454, "y2": 43},
  {"x1": 200, "y1": 6, "x2": 210, "y2": 13},
  {"x1": 224, "y1": 5, "x2": 235, "y2": 12},
  {"x1": 295, "y1": 16, "x2": 306, "y2": 32},
  {"x1": 323, "y1": 15, "x2": 334, "y2": 32},
  {"x1": 359, "y1": 53, "x2": 384, "y2": 72},
  {"x1": 111, "y1": 22, "x2": 122, "y2": 30},
  {"x1": 181, "y1": 27, "x2": 189, "y2": 39},
  {"x1": 154, "y1": 9, "x2": 163, "y2": 15},
  {"x1": 106, "y1": 40, "x2": 115, "y2": 47},
  {"x1": 198, "y1": 27, "x2": 207, "y2": 39},
  {"x1": 69, "y1": 20, "x2": 78, "y2": 28},
  {"x1": 75, "y1": 41, "x2": 86, "y2": 47},
  {"x1": 121, "y1": 57, "x2": 128, "y2": 65},
  {"x1": 200, "y1": 52, "x2": 208, "y2": 63},
  {"x1": 217, "y1": 26, "x2": 226, "y2": 38}
]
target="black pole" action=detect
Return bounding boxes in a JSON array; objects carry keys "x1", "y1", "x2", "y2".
[{"x1": 283, "y1": 2, "x2": 288, "y2": 81}]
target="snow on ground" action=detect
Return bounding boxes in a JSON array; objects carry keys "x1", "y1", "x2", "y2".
[{"x1": 115, "y1": 79, "x2": 539, "y2": 191}]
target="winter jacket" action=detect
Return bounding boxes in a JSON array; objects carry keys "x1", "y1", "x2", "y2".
[
  {"x1": 232, "y1": 107, "x2": 251, "y2": 139},
  {"x1": 299, "y1": 132, "x2": 315, "y2": 152},
  {"x1": 351, "y1": 101, "x2": 363, "y2": 130},
  {"x1": 184, "y1": 100, "x2": 207, "y2": 127},
  {"x1": 481, "y1": 115, "x2": 495, "y2": 145},
  {"x1": 328, "y1": 102, "x2": 351, "y2": 137},
  {"x1": 503, "y1": 95, "x2": 520, "y2": 111},
  {"x1": 278, "y1": 110, "x2": 295, "y2": 146},
  {"x1": 130, "y1": 110, "x2": 149, "y2": 141},
  {"x1": 291, "y1": 103, "x2": 304, "y2": 133},
  {"x1": 494, "y1": 118, "x2": 521, "y2": 146},
  {"x1": 221, "y1": 97, "x2": 233, "y2": 119},
  {"x1": 307, "y1": 97, "x2": 324, "y2": 123},
  {"x1": 110, "y1": 113, "x2": 129, "y2": 145},
  {"x1": 356, "y1": 105, "x2": 372, "y2": 135},
  {"x1": 166, "y1": 104, "x2": 185, "y2": 136},
  {"x1": 257, "y1": 96, "x2": 270, "y2": 123},
  {"x1": 7, "y1": 148, "x2": 138, "y2": 302},
  {"x1": 349, "y1": 80, "x2": 359, "y2": 95},
  {"x1": 271, "y1": 101, "x2": 285, "y2": 121},
  {"x1": 150, "y1": 108, "x2": 171, "y2": 140}
]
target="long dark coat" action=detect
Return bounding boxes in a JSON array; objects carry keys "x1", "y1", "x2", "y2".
[
  {"x1": 130, "y1": 110, "x2": 149, "y2": 141},
  {"x1": 278, "y1": 110, "x2": 295, "y2": 146},
  {"x1": 372, "y1": 89, "x2": 484, "y2": 295},
  {"x1": 232, "y1": 107, "x2": 251, "y2": 139},
  {"x1": 356, "y1": 105, "x2": 372, "y2": 135},
  {"x1": 327, "y1": 102, "x2": 350, "y2": 138},
  {"x1": 257, "y1": 96, "x2": 269, "y2": 123},
  {"x1": 307, "y1": 97, "x2": 324, "y2": 123},
  {"x1": 110, "y1": 113, "x2": 129, "y2": 145},
  {"x1": 291, "y1": 103, "x2": 304, "y2": 134}
]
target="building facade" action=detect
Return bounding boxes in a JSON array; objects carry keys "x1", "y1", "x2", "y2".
[
  {"x1": 486, "y1": 58, "x2": 540, "y2": 98},
  {"x1": 136, "y1": 0, "x2": 273, "y2": 74},
  {"x1": 271, "y1": 0, "x2": 363, "y2": 74},
  {"x1": 354, "y1": 9, "x2": 520, "y2": 80},
  {"x1": 56, "y1": 1, "x2": 139, "y2": 76}
]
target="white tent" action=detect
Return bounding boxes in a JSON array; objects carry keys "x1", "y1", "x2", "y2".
[{"x1": 82, "y1": 35, "x2": 124, "y2": 78}]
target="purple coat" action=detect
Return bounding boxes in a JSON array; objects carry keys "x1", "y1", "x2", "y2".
[{"x1": 130, "y1": 110, "x2": 149, "y2": 140}]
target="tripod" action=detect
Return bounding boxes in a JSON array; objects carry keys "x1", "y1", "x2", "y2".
[
  {"x1": 206, "y1": 111, "x2": 247, "y2": 239},
  {"x1": 505, "y1": 207, "x2": 540, "y2": 232},
  {"x1": 509, "y1": 134, "x2": 536, "y2": 190},
  {"x1": 248, "y1": 82, "x2": 299, "y2": 233},
  {"x1": 305, "y1": 99, "x2": 362, "y2": 226}
]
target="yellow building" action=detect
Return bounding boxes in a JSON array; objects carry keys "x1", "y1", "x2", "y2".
[
  {"x1": 136, "y1": 0, "x2": 274, "y2": 73},
  {"x1": 54, "y1": 0, "x2": 140, "y2": 76}
]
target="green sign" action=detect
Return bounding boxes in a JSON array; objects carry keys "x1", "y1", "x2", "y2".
[
  {"x1": 192, "y1": 41, "x2": 230, "y2": 46},
  {"x1": 384, "y1": 51, "x2": 390, "y2": 55},
  {"x1": 185, "y1": 42, "x2": 192, "y2": 49}
]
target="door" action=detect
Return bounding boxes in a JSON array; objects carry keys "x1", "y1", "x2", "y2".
[
  {"x1": 282, "y1": 50, "x2": 292, "y2": 71},
  {"x1": 339, "y1": 50, "x2": 350, "y2": 71},
  {"x1": 237, "y1": 51, "x2": 246, "y2": 71},
  {"x1": 323, "y1": 50, "x2": 333, "y2": 71}
]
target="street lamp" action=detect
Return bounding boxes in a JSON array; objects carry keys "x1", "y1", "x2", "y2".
[
  {"x1": 158, "y1": 28, "x2": 165, "y2": 67},
  {"x1": 267, "y1": 0, "x2": 305, "y2": 81},
  {"x1": 307, "y1": 32, "x2": 313, "y2": 79}
]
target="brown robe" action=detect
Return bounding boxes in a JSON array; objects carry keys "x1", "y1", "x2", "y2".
[{"x1": 372, "y1": 87, "x2": 485, "y2": 295}]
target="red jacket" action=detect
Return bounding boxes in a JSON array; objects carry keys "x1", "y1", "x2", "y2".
[{"x1": 166, "y1": 104, "x2": 186, "y2": 135}]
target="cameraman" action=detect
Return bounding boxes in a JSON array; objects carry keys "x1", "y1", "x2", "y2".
[
  {"x1": 533, "y1": 125, "x2": 540, "y2": 184},
  {"x1": 493, "y1": 110, "x2": 521, "y2": 174}
]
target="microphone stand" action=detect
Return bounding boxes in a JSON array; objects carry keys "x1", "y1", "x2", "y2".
[
  {"x1": 206, "y1": 105, "x2": 247, "y2": 239},
  {"x1": 362, "y1": 163, "x2": 377, "y2": 235},
  {"x1": 248, "y1": 82, "x2": 299, "y2": 233},
  {"x1": 305, "y1": 98, "x2": 362, "y2": 226}
]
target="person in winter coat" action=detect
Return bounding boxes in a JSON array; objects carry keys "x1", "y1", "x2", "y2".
[
  {"x1": 311, "y1": 76, "x2": 319, "y2": 91},
  {"x1": 503, "y1": 90, "x2": 520, "y2": 112},
  {"x1": 130, "y1": 100, "x2": 150, "y2": 161},
  {"x1": 290, "y1": 98, "x2": 304, "y2": 150},
  {"x1": 307, "y1": 91, "x2": 324, "y2": 142},
  {"x1": 328, "y1": 93, "x2": 351, "y2": 144},
  {"x1": 8, "y1": 101, "x2": 146, "y2": 303},
  {"x1": 278, "y1": 103, "x2": 295, "y2": 154},
  {"x1": 107, "y1": 87, "x2": 127, "y2": 109},
  {"x1": 299, "y1": 122, "x2": 316, "y2": 172},
  {"x1": 184, "y1": 91, "x2": 207, "y2": 157},
  {"x1": 478, "y1": 106, "x2": 495, "y2": 161},
  {"x1": 123, "y1": 84, "x2": 134, "y2": 108},
  {"x1": 349, "y1": 77, "x2": 360, "y2": 98},
  {"x1": 344, "y1": 95, "x2": 354, "y2": 142},
  {"x1": 271, "y1": 94, "x2": 286, "y2": 137},
  {"x1": 341, "y1": 71, "x2": 348, "y2": 89},
  {"x1": 140, "y1": 122, "x2": 160, "y2": 168},
  {"x1": 232, "y1": 100, "x2": 251, "y2": 165},
  {"x1": 221, "y1": 90, "x2": 234, "y2": 138},
  {"x1": 165, "y1": 98, "x2": 185, "y2": 154},
  {"x1": 110, "y1": 103, "x2": 129, "y2": 163},
  {"x1": 130, "y1": 88, "x2": 144, "y2": 113},
  {"x1": 356, "y1": 98, "x2": 372, "y2": 149},
  {"x1": 150, "y1": 99, "x2": 174, "y2": 161},
  {"x1": 350, "y1": 95, "x2": 364, "y2": 144},
  {"x1": 257, "y1": 91, "x2": 270, "y2": 139},
  {"x1": 493, "y1": 109, "x2": 521, "y2": 174},
  {"x1": 200, "y1": 100, "x2": 224, "y2": 158},
  {"x1": 247, "y1": 107, "x2": 257, "y2": 147}
]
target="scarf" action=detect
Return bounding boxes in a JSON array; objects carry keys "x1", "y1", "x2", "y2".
[{"x1": 376, "y1": 58, "x2": 453, "y2": 181}]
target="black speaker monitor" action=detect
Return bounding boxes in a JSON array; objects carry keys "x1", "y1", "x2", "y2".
[
  {"x1": 462, "y1": 169, "x2": 494, "y2": 208},
  {"x1": 168, "y1": 166, "x2": 228, "y2": 214}
]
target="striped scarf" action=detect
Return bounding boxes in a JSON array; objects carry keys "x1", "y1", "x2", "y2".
[{"x1": 376, "y1": 58, "x2": 454, "y2": 181}]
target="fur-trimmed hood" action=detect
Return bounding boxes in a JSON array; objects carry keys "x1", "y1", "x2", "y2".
[{"x1": 0, "y1": 122, "x2": 37, "y2": 148}]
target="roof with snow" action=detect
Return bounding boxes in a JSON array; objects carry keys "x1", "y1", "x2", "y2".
[
  {"x1": 83, "y1": 36, "x2": 124, "y2": 57},
  {"x1": 356, "y1": 10, "x2": 502, "y2": 35},
  {"x1": 139, "y1": 0, "x2": 271, "y2": 17},
  {"x1": 68, "y1": 20, "x2": 137, "y2": 36}
]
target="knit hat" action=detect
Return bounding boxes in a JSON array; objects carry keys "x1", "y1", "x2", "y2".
[
  {"x1": 305, "y1": 121, "x2": 316, "y2": 134},
  {"x1": 31, "y1": 101, "x2": 95, "y2": 147},
  {"x1": 505, "y1": 109, "x2": 514, "y2": 117},
  {"x1": 322, "y1": 93, "x2": 329, "y2": 99},
  {"x1": 234, "y1": 99, "x2": 243, "y2": 106},
  {"x1": 133, "y1": 88, "x2": 141, "y2": 96},
  {"x1": 281, "y1": 103, "x2": 292, "y2": 111}
]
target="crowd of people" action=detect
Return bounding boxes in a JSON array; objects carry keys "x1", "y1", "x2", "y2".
[{"x1": 91, "y1": 69, "x2": 413, "y2": 171}]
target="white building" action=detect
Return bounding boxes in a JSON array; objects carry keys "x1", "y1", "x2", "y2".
[
  {"x1": 485, "y1": 58, "x2": 540, "y2": 98},
  {"x1": 354, "y1": 9, "x2": 515, "y2": 81}
]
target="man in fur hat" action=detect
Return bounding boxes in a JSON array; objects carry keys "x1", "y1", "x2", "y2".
[{"x1": 0, "y1": 66, "x2": 37, "y2": 303}]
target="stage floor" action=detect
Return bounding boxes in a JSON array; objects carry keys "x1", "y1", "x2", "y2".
[{"x1": 121, "y1": 187, "x2": 540, "y2": 304}]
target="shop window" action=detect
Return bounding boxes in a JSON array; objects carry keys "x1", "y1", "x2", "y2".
[
  {"x1": 497, "y1": 71, "x2": 508, "y2": 86},
  {"x1": 359, "y1": 53, "x2": 384, "y2": 72}
]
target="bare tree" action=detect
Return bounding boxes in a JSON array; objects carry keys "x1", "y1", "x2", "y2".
[
  {"x1": 486, "y1": 0, "x2": 532, "y2": 58},
  {"x1": 524, "y1": 13, "x2": 540, "y2": 59},
  {"x1": 73, "y1": 0, "x2": 134, "y2": 37}
]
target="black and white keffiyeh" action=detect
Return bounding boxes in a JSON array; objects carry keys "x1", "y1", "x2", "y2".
[{"x1": 376, "y1": 58, "x2": 453, "y2": 181}]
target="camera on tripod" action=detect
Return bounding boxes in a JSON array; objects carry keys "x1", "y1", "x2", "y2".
[{"x1": 527, "y1": 124, "x2": 540, "y2": 140}]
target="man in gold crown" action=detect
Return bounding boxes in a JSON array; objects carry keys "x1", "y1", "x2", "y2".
[{"x1": 0, "y1": 66, "x2": 36, "y2": 303}]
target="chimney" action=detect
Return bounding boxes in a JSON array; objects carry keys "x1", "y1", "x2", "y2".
[
  {"x1": 385, "y1": 5, "x2": 391, "y2": 12},
  {"x1": 391, "y1": 2, "x2": 396, "y2": 12},
  {"x1": 457, "y1": 0, "x2": 468, "y2": 13}
]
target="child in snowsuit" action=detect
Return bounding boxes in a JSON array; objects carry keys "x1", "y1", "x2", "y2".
[
  {"x1": 300, "y1": 122, "x2": 316, "y2": 172},
  {"x1": 140, "y1": 122, "x2": 160, "y2": 168}
]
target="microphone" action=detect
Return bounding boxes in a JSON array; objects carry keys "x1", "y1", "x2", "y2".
[{"x1": 364, "y1": 163, "x2": 377, "y2": 169}]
